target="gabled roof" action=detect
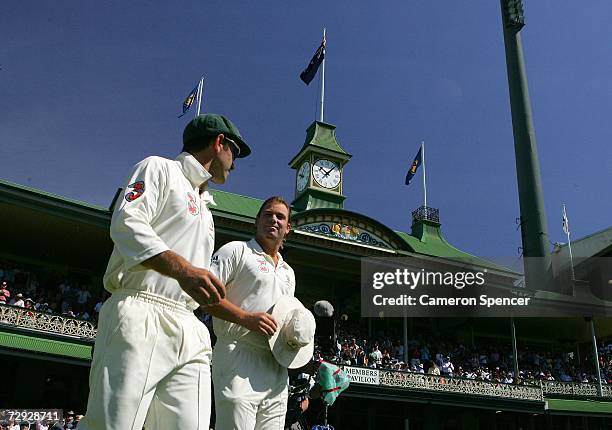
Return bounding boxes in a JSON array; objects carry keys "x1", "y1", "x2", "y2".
[{"x1": 553, "y1": 226, "x2": 612, "y2": 259}]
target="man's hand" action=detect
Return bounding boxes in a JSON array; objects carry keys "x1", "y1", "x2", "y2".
[
  {"x1": 241, "y1": 312, "x2": 278, "y2": 336},
  {"x1": 206, "y1": 300, "x2": 278, "y2": 336},
  {"x1": 299, "y1": 397, "x2": 310, "y2": 413},
  {"x1": 178, "y1": 267, "x2": 226, "y2": 306},
  {"x1": 142, "y1": 251, "x2": 226, "y2": 305}
]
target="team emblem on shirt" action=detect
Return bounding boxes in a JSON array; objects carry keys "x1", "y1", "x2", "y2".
[
  {"x1": 125, "y1": 181, "x2": 145, "y2": 202},
  {"x1": 187, "y1": 192, "x2": 199, "y2": 215},
  {"x1": 257, "y1": 258, "x2": 269, "y2": 273}
]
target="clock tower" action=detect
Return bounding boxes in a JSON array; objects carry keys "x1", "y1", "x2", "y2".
[{"x1": 289, "y1": 121, "x2": 351, "y2": 211}]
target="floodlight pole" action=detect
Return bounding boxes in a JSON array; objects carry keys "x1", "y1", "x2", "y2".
[
  {"x1": 588, "y1": 318, "x2": 603, "y2": 397},
  {"x1": 499, "y1": 0, "x2": 551, "y2": 290}
]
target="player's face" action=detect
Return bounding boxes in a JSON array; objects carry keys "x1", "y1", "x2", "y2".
[
  {"x1": 209, "y1": 135, "x2": 235, "y2": 184},
  {"x1": 256, "y1": 202, "x2": 291, "y2": 243}
]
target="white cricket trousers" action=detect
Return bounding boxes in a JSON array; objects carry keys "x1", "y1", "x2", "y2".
[
  {"x1": 213, "y1": 338, "x2": 288, "y2": 430},
  {"x1": 79, "y1": 290, "x2": 212, "y2": 430}
]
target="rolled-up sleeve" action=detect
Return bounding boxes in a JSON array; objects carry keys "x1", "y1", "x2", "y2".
[{"x1": 110, "y1": 157, "x2": 171, "y2": 271}]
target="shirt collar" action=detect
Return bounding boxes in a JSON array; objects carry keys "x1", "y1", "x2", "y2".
[
  {"x1": 201, "y1": 190, "x2": 217, "y2": 206},
  {"x1": 176, "y1": 152, "x2": 212, "y2": 189},
  {"x1": 248, "y1": 238, "x2": 286, "y2": 267}
]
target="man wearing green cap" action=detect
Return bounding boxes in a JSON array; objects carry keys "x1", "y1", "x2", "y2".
[{"x1": 80, "y1": 114, "x2": 251, "y2": 430}]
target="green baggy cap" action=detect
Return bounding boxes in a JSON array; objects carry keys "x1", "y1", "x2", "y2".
[
  {"x1": 316, "y1": 361, "x2": 350, "y2": 406},
  {"x1": 183, "y1": 113, "x2": 251, "y2": 158}
]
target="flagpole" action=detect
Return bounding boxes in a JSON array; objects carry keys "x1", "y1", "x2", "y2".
[
  {"x1": 320, "y1": 28, "x2": 326, "y2": 123},
  {"x1": 563, "y1": 204, "x2": 576, "y2": 281},
  {"x1": 196, "y1": 77, "x2": 204, "y2": 117},
  {"x1": 422, "y1": 141, "x2": 427, "y2": 208}
]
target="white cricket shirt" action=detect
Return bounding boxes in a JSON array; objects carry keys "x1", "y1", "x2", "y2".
[
  {"x1": 103, "y1": 152, "x2": 215, "y2": 310},
  {"x1": 210, "y1": 239, "x2": 295, "y2": 348}
]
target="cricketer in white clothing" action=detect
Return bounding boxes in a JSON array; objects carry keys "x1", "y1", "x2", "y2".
[
  {"x1": 208, "y1": 196, "x2": 294, "y2": 430},
  {"x1": 79, "y1": 114, "x2": 251, "y2": 430}
]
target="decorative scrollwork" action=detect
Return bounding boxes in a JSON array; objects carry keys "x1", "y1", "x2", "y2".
[
  {"x1": 541, "y1": 381, "x2": 612, "y2": 398},
  {"x1": 318, "y1": 224, "x2": 331, "y2": 234},
  {"x1": 0, "y1": 304, "x2": 97, "y2": 340},
  {"x1": 412, "y1": 206, "x2": 440, "y2": 224},
  {"x1": 377, "y1": 370, "x2": 542, "y2": 401},
  {"x1": 300, "y1": 223, "x2": 389, "y2": 248}
]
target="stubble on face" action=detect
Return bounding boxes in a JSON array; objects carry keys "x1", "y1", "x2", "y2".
[
  {"x1": 208, "y1": 147, "x2": 233, "y2": 184},
  {"x1": 256, "y1": 203, "x2": 291, "y2": 243}
]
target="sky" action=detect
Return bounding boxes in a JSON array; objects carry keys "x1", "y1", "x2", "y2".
[{"x1": 1, "y1": 1, "x2": 611, "y2": 260}]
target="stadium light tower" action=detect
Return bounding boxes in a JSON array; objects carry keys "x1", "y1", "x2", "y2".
[{"x1": 499, "y1": 0, "x2": 551, "y2": 290}]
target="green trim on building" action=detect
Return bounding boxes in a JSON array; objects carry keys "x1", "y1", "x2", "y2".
[
  {"x1": 0, "y1": 330, "x2": 92, "y2": 360},
  {"x1": 546, "y1": 398, "x2": 612, "y2": 415}
]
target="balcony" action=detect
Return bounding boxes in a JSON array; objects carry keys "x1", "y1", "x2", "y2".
[{"x1": 0, "y1": 303, "x2": 97, "y2": 340}]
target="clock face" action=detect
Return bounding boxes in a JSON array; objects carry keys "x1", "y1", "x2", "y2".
[
  {"x1": 296, "y1": 161, "x2": 310, "y2": 192},
  {"x1": 313, "y1": 159, "x2": 341, "y2": 189}
]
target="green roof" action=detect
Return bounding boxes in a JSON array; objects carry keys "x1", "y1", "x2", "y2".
[
  {"x1": 554, "y1": 226, "x2": 612, "y2": 258},
  {"x1": 0, "y1": 330, "x2": 92, "y2": 360},
  {"x1": 209, "y1": 188, "x2": 263, "y2": 220},
  {"x1": 0, "y1": 178, "x2": 109, "y2": 214},
  {"x1": 302, "y1": 121, "x2": 349, "y2": 156},
  {"x1": 1, "y1": 178, "x2": 513, "y2": 272},
  {"x1": 395, "y1": 227, "x2": 515, "y2": 273}
]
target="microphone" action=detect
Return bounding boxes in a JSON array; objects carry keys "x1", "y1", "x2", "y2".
[
  {"x1": 313, "y1": 300, "x2": 336, "y2": 359},
  {"x1": 314, "y1": 300, "x2": 334, "y2": 317}
]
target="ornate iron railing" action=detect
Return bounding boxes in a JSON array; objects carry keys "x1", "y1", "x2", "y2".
[
  {"x1": 377, "y1": 370, "x2": 543, "y2": 401},
  {"x1": 411, "y1": 206, "x2": 440, "y2": 224},
  {"x1": 541, "y1": 380, "x2": 612, "y2": 398},
  {"x1": 0, "y1": 304, "x2": 97, "y2": 340},
  {"x1": 0, "y1": 311, "x2": 610, "y2": 401},
  {"x1": 344, "y1": 366, "x2": 612, "y2": 401}
]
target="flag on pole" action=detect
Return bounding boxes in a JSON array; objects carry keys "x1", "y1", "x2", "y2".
[
  {"x1": 300, "y1": 37, "x2": 326, "y2": 85},
  {"x1": 178, "y1": 83, "x2": 199, "y2": 118},
  {"x1": 405, "y1": 147, "x2": 423, "y2": 185},
  {"x1": 562, "y1": 205, "x2": 570, "y2": 235}
]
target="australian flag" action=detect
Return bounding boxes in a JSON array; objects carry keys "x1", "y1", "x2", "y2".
[
  {"x1": 178, "y1": 83, "x2": 199, "y2": 118},
  {"x1": 405, "y1": 147, "x2": 423, "y2": 185},
  {"x1": 300, "y1": 39, "x2": 326, "y2": 85}
]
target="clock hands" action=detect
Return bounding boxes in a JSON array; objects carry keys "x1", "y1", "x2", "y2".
[{"x1": 317, "y1": 165, "x2": 336, "y2": 178}]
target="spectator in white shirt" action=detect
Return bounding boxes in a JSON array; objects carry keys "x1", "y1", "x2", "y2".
[
  {"x1": 441, "y1": 357, "x2": 454, "y2": 375},
  {"x1": 10, "y1": 292, "x2": 25, "y2": 307}
]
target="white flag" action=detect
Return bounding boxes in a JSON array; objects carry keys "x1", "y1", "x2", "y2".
[{"x1": 562, "y1": 205, "x2": 570, "y2": 235}]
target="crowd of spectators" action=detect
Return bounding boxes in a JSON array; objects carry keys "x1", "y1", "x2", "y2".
[
  {"x1": 331, "y1": 323, "x2": 612, "y2": 386},
  {"x1": 3, "y1": 263, "x2": 612, "y2": 389},
  {"x1": 0, "y1": 264, "x2": 104, "y2": 323}
]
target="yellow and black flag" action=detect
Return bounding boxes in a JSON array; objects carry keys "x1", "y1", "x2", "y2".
[
  {"x1": 405, "y1": 147, "x2": 423, "y2": 185},
  {"x1": 178, "y1": 83, "x2": 199, "y2": 118}
]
